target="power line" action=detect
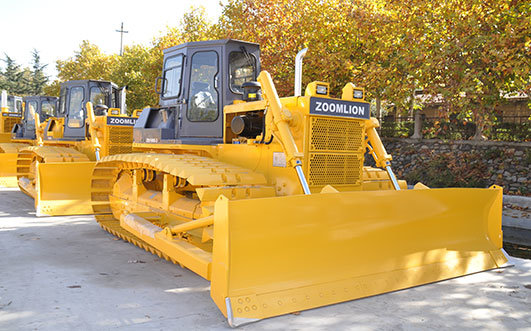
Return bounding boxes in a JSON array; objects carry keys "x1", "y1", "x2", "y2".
[{"x1": 115, "y1": 22, "x2": 129, "y2": 56}]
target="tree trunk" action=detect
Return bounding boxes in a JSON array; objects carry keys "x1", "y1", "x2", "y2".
[
  {"x1": 410, "y1": 90, "x2": 422, "y2": 139},
  {"x1": 472, "y1": 118, "x2": 486, "y2": 140},
  {"x1": 411, "y1": 107, "x2": 423, "y2": 139}
]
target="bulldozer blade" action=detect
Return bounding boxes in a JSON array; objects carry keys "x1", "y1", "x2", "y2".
[
  {"x1": 0, "y1": 153, "x2": 19, "y2": 187},
  {"x1": 31, "y1": 161, "x2": 96, "y2": 216},
  {"x1": 210, "y1": 186, "x2": 506, "y2": 327}
]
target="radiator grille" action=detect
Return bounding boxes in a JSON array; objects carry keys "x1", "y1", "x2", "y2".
[
  {"x1": 107, "y1": 126, "x2": 133, "y2": 155},
  {"x1": 309, "y1": 117, "x2": 363, "y2": 152},
  {"x1": 308, "y1": 153, "x2": 362, "y2": 186},
  {"x1": 307, "y1": 116, "x2": 364, "y2": 186},
  {"x1": 3, "y1": 117, "x2": 19, "y2": 133}
]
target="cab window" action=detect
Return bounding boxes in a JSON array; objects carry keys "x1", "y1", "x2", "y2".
[
  {"x1": 59, "y1": 88, "x2": 67, "y2": 115},
  {"x1": 7, "y1": 99, "x2": 14, "y2": 112},
  {"x1": 163, "y1": 55, "x2": 183, "y2": 98},
  {"x1": 41, "y1": 100, "x2": 56, "y2": 117},
  {"x1": 187, "y1": 51, "x2": 219, "y2": 122},
  {"x1": 16, "y1": 100, "x2": 22, "y2": 113},
  {"x1": 90, "y1": 86, "x2": 107, "y2": 106},
  {"x1": 229, "y1": 52, "x2": 256, "y2": 94},
  {"x1": 26, "y1": 101, "x2": 38, "y2": 125},
  {"x1": 67, "y1": 87, "x2": 85, "y2": 128}
]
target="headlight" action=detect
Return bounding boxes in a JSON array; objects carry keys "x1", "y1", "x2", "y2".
[
  {"x1": 353, "y1": 90, "x2": 364, "y2": 99},
  {"x1": 316, "y1": 85, "x2": 328, "y2": 95}
]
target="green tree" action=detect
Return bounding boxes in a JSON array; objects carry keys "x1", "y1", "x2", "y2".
[
  {"x1": 0, "y1": 54, "x2": 28, "y2": 94},
  {"x1": 26, "y1": 49, "x2": 49, "y2": 95}
]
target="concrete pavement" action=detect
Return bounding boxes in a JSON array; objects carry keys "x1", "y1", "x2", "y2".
[{"x1": 0, "y1": 187, "x2": 530, "y2": 330}]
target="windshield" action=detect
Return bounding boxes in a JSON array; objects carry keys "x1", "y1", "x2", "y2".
[
  {"x1": 41, "y1": 100, "x2": 56, "y2": 117},
  {"x1": 229, "y1": 52, "x2": 256, "y2": 94},
  {"x1": 90, "y1": 86, "x2": 107, "y2": 106}
]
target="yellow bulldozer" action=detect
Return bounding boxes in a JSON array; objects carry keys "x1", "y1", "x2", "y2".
[
  {"x1": 16, "y1": 80, "x2": 138, "y2": 216},
  {"x1": 0, "y1": 90, "x2": 23, "y2": 143},
  {"x1": 90, "y1": 40, "x2": 506, "y2": 326},
  {"x1": 0, "y1": 95, "x2": 58, "y2": 187}
]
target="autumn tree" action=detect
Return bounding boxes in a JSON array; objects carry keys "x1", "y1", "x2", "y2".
[
  {"x1": 56, "y1": 41, "x2": 116, "y2": 82},
  {"x1": 350, "y1": 1, "x2": 427, "y2": 121},
  {"x1": 421, "y1": 0, "x2": 531, "y2": 139},
  {"x1": 216, "y1": 0, "x2": 360, "y2": 96},
  {"x1": 109, "y1": 45, "x2": 160, "y2": 110},
  {"x1": 47, "y1": 0, "x2": 529, "y2": 140}
]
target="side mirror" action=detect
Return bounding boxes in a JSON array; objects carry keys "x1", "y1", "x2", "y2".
[{"x1": 155, "y1": 77, "x2": 164, "y2": 95}]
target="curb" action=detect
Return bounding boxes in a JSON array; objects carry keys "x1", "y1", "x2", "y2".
[{"x1": 504, "y1": 195, "x2": 531, "y2": 208}]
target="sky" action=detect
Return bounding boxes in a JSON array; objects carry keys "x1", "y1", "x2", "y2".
[{"x1": 0, "y1": 0, "x2": 224, "y2": 78}]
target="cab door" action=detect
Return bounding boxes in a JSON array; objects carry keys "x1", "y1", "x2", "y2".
[
  {"x1": 23, "y1": 99, "x2": 38, "y2": 138},
  {"x1": 180, "y1": 48, "x2": 223, "y2": 140},
  {"x1": 63, "y1": 85, "x2": 86, "y2": 139}
]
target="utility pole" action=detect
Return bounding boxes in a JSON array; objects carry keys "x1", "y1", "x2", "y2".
[{"x1": 115, "y1": 22, "x2": 129, "y2": 56}]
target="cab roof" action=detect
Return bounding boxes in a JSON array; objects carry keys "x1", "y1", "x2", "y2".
[{"x1": 163, "y1": 39, "x2": 259, "y2": 55}]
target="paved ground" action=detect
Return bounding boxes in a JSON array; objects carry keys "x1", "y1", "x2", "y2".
[
  {"x1": 0, "y1": 187, "x2": 530, "y2": 330},
  {"x1": 503, "y1": 195, "x2": 531, "y2": 249}
]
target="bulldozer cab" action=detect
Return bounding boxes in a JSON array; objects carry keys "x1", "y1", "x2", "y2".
[
  {"x1": 137, "y1": 39, "x2": 260, "y2": 144},
  {"x1": 12, "y1": 96, "x2": 58, "y2": 140},
  {"x1": 58, "y1": 80, "x2": 125, "y2": 139},
  {"x1": 2, "y1": 93, "x2": 23, "y2": 115},
  {"x1": 1, "y1": 91, "x2": 23, "y2": 141}
]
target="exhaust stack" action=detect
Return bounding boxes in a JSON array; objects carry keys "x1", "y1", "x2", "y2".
[
  {"x1": 120, "y1": 86, "x2": 127, "y2": 115},
  {"x1": 1, "y1": 90, "x2": 7, "y2": 111},
  {"x1": 294, "y1": 48, "x2": 308, "y2": 97}
]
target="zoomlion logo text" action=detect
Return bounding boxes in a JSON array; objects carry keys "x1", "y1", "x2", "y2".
[
  {"x1": 309, "y1": 97, "x2": 370, "y2": 120},
  {"x1": 314, "y1": 101, "x2": 366, "y2": 116},
  {"x1": 107, "y1": 116, "x2": 137, "y2": 126},
  {"x1": 2, "y1": 113, "x2": 21, "y2": 117}
]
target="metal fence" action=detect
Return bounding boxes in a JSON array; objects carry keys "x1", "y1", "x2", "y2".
[{"x1": 380, "y1": 115, "x2": 531, "y2": 141}]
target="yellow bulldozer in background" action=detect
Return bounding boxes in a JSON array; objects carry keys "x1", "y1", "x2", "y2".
[
  {"x1": 16, "y1": 80, "x2": 139, "y2": 216},
  {"x1": 0, "y1": 95, "x2": 58, "y2": 187},
  {"x1": 89, "y1": 40, "x2": 506, "y2": 327},
  {"x1": 0, "y1": 90, "x2": 23, "y2": 143}
]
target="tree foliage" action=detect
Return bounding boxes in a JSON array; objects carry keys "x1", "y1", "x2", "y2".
[
  {"x1": 46, "y1": 1, "x2": 529, "y2": 137},
  {"x1": 217, "y1": 0, "x2": 359, "y2": 96},
  {"x1": 0, "y1": 50, "x2": 50, "y2": 95},
  {"x1": 26, "y1": 49, "x2": 49, "y2": 95}
]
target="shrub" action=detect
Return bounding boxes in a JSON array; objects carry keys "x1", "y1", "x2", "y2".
[{"x1": 404, "y1": 151, "x2": 490, "y2": 188}]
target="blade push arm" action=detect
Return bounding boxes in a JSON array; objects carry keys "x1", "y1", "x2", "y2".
[
  {"x1": 34, "y1": 108, "x2": 44, "y2": 146},
  {"x1": 365, "y1": 118, "x2": 401, "y2": 190},
  {"x1": 86, "y1": 102, "x2": 102, "y2": 161},
  {"x1": 257, "y1": 71, "x2": 311, "y2": 195}
]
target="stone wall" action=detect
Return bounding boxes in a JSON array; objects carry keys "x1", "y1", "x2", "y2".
[{"x1": 375, "y1": 138, "x2": 531, "y2": 195}]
